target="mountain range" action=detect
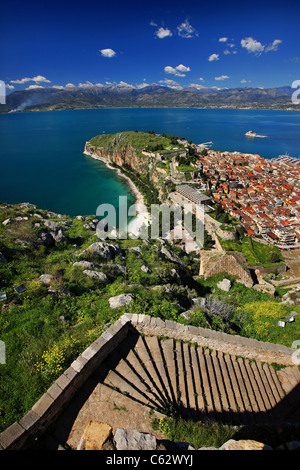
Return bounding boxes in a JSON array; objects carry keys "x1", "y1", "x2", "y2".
[{"x1": 2, "y1": 84, "x2": 299, "y2": 113}]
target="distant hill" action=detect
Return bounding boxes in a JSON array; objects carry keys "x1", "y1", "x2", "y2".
[{"x1": 1, "y1": 84, "x2": 299, "y2": 113}]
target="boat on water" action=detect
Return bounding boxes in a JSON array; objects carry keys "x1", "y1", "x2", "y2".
[{"x1": 245, "y1": 130, "x2": 267, "y2": 138}]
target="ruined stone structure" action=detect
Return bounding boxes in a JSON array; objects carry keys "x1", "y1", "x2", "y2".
[{"x1": 199, "y1": 250, "x2": 254, "y2": 288}]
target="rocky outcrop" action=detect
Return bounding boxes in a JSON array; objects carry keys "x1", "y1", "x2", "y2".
[
  {"x1": 84, "y1": 142, "x2": 143, "y2": 174},
  {"x1": 108, "y1": 293, "x2": 136, "y2": 309},
  {"x1": 217, "y1": 278, "x2": 231, "y2": 291},
  {"x1": 76, "y1": 241, "x2": 122, "y2": 261},
  {"x1": 114, "y1": 428, "x2": 157, "y2": 451},
  {"x1": 44, "y1": 220, "x2": 68, "y2": 243},
  {"x1": 76, "y1": 422, "x2": 293, "y2": 450},
  {"x1": 83, "y1": 269, "x2": 109, "y2": 284}
]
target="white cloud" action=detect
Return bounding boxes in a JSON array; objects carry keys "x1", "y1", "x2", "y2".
[
  {"x1": 241, "y1": 37, "x2": 282, "y2": 55},
  {"x1": 11, "y1": 77, "x2": 32, "y2": 84},
  {"x1": 32, "y1": 75, "x2": 50, "y2": 83},
  {"x1": 219, "y1": 37, "x2": 228, "y2": 42},
  {"x1": 136, "y1": 82, "x2": 150, "y2": 89},
  {"x1": 215, "y1": 75, "x2": 230, "y2": 81},
  {"x1": 265, "y1": 39, "x2": 282, "y2": 52},
  {"x1": 117, "y1": 81, "x2": 135, "y2": 88},
  {"x1": 175, "y1": 64, "x2": 191, "y2": 73},
  {"x1": 78, "y1": 81, "x2": 94, "y2": 88},
  {"x1": 190, "y1": 83, "x2": 207, "y2": 89},
  {"x1": 159, "y1": 79, "x2": 180, "y2": 86},
  {"x1": 25, "y1": 84, "x2": 44, "y2": 90},
  {"x1": 52, "y1": 85, "x2": 65, "y2": 89},
  {"x1": 155, "y1": 27, "x2": 173, "y2": 39},
  {"x1": 241, "y1": 37, "x2": 265, "y2": 55},
  {"x1": 164, "y1": 64, "x2": 191, "y2": 77},
  {"x1": 11, "y1": 75, "x2": 50, "y2": 84},
  {"x1": 6, "y1": 83, "x2": 14, "y2": 89},
  {"x1": 65, "y1": 83, "x2": 76, "y2": 88},
  {"x1": 199, "y1": 77, "x2": 204, "y2": 82},
  {"x1": 208, "y1": 53, "x2": 219, "y2": 62},
  {"x1": 164, "y1": 66, "x2": 184, "y2": 77},
  {"x1": 240, "y1": 79, "x2": 251, "y2": 84},
  {"x1": 177, "y1": 19, "x2": 198, "y2": 38},
  {"x1": 100, "y1": 48, "x2": 116, "y2": 58}
]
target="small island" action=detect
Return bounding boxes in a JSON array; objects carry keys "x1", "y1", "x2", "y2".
[{"x1": 245, "y1": 130, "x2": 267, "y2": 138}]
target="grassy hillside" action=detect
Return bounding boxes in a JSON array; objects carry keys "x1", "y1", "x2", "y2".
[{"x1": 89, "y1": 130, "x2": 183, "y2": 155}]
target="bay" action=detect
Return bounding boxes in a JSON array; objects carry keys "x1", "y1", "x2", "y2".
[{"x1": 0, "y1": 107, "x2": 299, "y2": 218}]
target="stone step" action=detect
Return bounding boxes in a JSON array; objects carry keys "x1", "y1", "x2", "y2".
[
  {"x1": 124, "y1": 349, "x2": 165, "y2": 406},
  {"x1": 96, "y1": 330, "x2": 300, "y2": 426},
  {"x1": 144, "y1": 336, "x2": 173, "y2": 405},
  {"x1": 211, "y1": 350, "x2": 231, "y2": 415},
  {"x1": 223, "y1": 353, "x2": 247, "y2": 424},
  {"x1": 217, "y1": 352, "x2": 241, "y2": 425},
  {"x1": 158, "y1": 338, "x2": 179, "y2": 406},
  {"x1": 189, "y1": 346, "x2": 206, "y2": 416},
  {"x1": 230, "y1": 355, "x2": 256, "y2": 424},
  {"x1": 175, "y1": 340, "x2": 188, "y2": 412},
  {"x1": 134, "y1": 335, "x2": 169, "y2": 405},
  {"x1": 196, "y1": 347, "x2": 215, "y2": 418},
  {"x1": 204, "y1": 348, "x2": 222, "y2": 417}
]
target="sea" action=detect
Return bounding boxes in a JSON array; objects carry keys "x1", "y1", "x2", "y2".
[{"x1": 0, "y1": 108, "x2": 299, "y2": 218}]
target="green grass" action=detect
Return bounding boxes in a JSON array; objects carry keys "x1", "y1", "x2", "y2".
[
  {"x1": 219, "y1": 236, "x2": 284, "y2": 267},
  {"x1": 89, "y1": 131, "x2": 181, "y2": 156},
  {"x1": 152, "y1": 416, "x2": 300, "y2": 449}
]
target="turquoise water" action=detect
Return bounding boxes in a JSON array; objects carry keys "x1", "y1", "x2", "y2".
[{"x1": 0, "y1": 108, "x2": 299, "y2": 217}]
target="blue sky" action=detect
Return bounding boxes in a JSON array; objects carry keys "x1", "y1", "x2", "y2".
[{"x1": 1, "y1": 0, "x2": 300, "y2": 93}]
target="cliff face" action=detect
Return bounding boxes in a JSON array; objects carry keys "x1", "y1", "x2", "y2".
[
  {"x1": 84, "y1": 140, "x2": 169, "y2": 202},
  {"x1": 84, "y1": 141, "x2": 144, "y2": 173}
]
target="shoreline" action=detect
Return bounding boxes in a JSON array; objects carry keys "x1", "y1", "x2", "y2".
[{"x1": 83, "y1": 148, "x2": 149, "y2": 236}]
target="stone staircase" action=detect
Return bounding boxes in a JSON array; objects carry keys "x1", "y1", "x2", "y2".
[{"x1": 96, "y1": 329, "x2": 300, "y2": 426}]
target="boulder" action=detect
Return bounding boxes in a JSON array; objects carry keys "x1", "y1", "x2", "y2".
[
  {"x1": 83, "y1": 270, "x2": 109, "y2": 284},
  {"x1": 217, "y1": 278, "x2": 231, "y2": 292},
  {"x1": 108, "y1": 293, "x2": 136, "y2": 309},
  {"x1": 38, "y1": 230, "x2": 55, "y2": 246},
  {"x1": 78, "y1": 241, "x2": 121, "y2": 261},
  {"x1": 141, "y1": 265, "x2": 151, "y2": 274},
  {"x1": 39, "y1": 274, "x2": 52, "y2": 285},
  {"x1": 2, "y1": 218, "x2": 12, "y2": 226},
  {"x1": 73, "y1": 260, "x2": 102, "y2": 270},
  {"x1": 219, "y1": 439, "x2": 272, "y2": 450},
  {"x1": 128, "y1": 246, "x2": 143, "y2": 255},
  {"x1": 44, "y1": 220, "x2": 68, "y2": 243},
  {"x1": 114, "y1": 428, "x2": 157, "y2": 451},
  {"x1": 160, "y1": 245, "x2": 182, "y2": 264},
  {"x1": 77, "y1": 421, "x2": 112, "y2": 450}
]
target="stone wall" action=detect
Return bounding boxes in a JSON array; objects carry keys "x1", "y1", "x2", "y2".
[
  {"x1": 0, "y1": 314, "x2": 296, "y2": 450},
  {"x1": 199, "y1": 250, "x2": 254, "y2": 287}
]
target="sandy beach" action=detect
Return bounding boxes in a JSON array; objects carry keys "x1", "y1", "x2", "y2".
[{"x1": 84, "y1": 148, "x2": 149, "y2": 238}]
